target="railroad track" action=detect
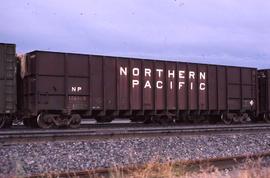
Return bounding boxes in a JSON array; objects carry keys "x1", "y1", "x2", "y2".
[
  {"x1": 1, "y1": 123, "x2": 270, "y2": 144},
  {"x1": 27, "y1": 152, "x2": 270, "y2": 178}
]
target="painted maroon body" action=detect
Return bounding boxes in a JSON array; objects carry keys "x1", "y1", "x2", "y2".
[{"x1": 20, "y1": 51, "x2": 257, "y2": 120}]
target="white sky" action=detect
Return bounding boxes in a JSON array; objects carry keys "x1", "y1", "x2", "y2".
[{"x1": 0, "y1": 0, "x2": 270, "y2": 68}]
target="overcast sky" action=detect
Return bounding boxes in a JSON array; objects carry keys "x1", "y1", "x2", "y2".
[{"x1": 0, "y1": 0, "x2": 269, "y2": 68}]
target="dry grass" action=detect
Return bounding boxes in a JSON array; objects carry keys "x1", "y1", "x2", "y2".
[
  {"x1": 107, "y1": 157, "x2": 270, "y2": 178},
  {"x1": 14, "y1": 157, "x2": 270, "y2": 178}
]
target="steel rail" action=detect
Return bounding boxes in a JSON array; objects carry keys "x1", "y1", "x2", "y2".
[{"x1": 1, "y1": 123, "x2": 270, "y2": 144}]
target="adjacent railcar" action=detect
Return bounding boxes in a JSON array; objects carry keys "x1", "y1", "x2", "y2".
[
  {"x1": 20, "y1": 50, "x2": 258, "y2": 128},
  {"x1": 258, "y1": 69, "x2": 270, "y2": 122},
  {"x1": 0, "y1": 43, "x2": 17, "y2": 128}
]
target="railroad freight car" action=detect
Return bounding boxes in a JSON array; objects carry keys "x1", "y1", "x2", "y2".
[
  {"x1": 258, "y1": 69, "x2": 270, "y2": 122},
  {"x1": 19, "y1": 50, "x2": 258, "y2": 128},
  {"x1": 0, "y1": 43, "x2": 17, "y2": 128}
]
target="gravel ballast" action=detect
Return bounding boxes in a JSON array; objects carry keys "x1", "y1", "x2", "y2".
[{"x1": 1, "y1": 133, "x2": 270, "y2": 177}]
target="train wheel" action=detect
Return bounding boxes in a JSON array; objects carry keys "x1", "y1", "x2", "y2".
[
  {"x1": 37, "y1": 113, "x2": 53, "y2": 129},
  {"x1": 239, "y1": 113, "x2": 251, "y2": 124},
  {"x1": 263, "y1": 113, "x2": 270, "y2": 123},
  {"x1": 69, "y1": 114, "x2": 81, "y2": 128},
  {"x1": 221, "y1": 113, "x2": 233, "y2": 125},
  {"x1": 0, "y1": 115, "x2": 7, "y2": 128}
]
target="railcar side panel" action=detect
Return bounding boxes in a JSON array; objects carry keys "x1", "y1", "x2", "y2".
[
  {"x1": 0, "y1": 43, "x2": 17, "y2": 115},
  {"x1": 241, "y1": 69, "x2": 256, "y2": 110},
  {"x1": 268, "y1": 70, "x2": 270, "y2": 111},
  {"x1": 187, "y1": 64, "x2": 197, "y2": 110},
  {"x1": 258, "y1": 70, "x2": 270, "y2": 114},
  {"x1": 178, "y1": 63, "x2": 188, "y2": 110},
  {"x1": 155, "y1": 61, "x2": 165, "y2": 110},
  {"x1": 37, "y1": 52, "x2": 65, "y2": 75},
  {"x1": 23, "y1": 51, "x2": 90, "y2": 115},
  {"x1": 208, "y1": 65, "x2": 218, "y2": 110},
  {"x1": 130, "y1": 59, "x2": 142, "y2": 110},
  {"x1": 37, "y1": 76, "x2": 65, "y2": 110},
  {"x1": 227, "y1": 67, "x2": 241, "y2": 110},
  {"x1": 198, "y1": 65, "x2": 207, "y2": 110},
  {"x1": 90, "y1": 55, "x2": 103, "y2": 110},
  {"x1": 217, "y1": 66, "x2": 227, "y2": 110},
  {"x1": 21, "y1": 50, "x2": 259, "y2": 121},
  {"x1": 67, "y1": 54, "x2": 89, "y2": 77},
  {"x1": 66, "y1": 54, "x2": 89, "y2": 110},
  {"x1": 258, "y1": 71, "x2": 267, "y2": 112},
  {"x1": 104, "y1": 57, "x2": 117, "y2": 110},
  {"x1": 117, "y1": 58, "x2": 130, "y2": 110},
  {"x1": 166, "y1": 62, "x2": 176, "y2": 110},
  {"x1": 142, "y1": 60, "x2": 154, "y2": 110}
]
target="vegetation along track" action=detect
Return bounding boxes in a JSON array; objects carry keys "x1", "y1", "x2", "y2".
[
  {"x1": 1, "y1": 123, "x2": 270, "y2": 144},
  {"x1": 27, "y1": 152, "x2": 270, "y2": 178}
]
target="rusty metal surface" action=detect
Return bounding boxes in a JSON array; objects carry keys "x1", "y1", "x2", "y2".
[{"x1": 0, "y1": 43, "x2": 17, "y2": 114}]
